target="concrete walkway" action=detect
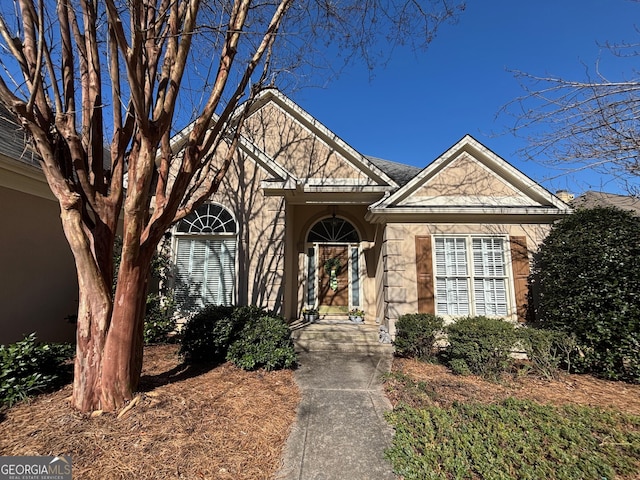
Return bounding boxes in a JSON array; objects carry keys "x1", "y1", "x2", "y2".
[{"x1": 277, "y1": 351, "x2": 397, "y2": 480}]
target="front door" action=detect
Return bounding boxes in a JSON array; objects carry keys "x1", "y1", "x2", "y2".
[{"x1": 318, "y1": 245, "x2": 349, "y2": 311}]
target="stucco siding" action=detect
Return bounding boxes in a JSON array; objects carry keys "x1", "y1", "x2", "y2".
[
  {"x1": 244, "y1": 103, "x2": 372, "y2": 183},
  {"x1": 0, "y1": 186, "x2": 77, "y2": 344},
  {"x1": 211, "y1": 152, "x2": 286, "y2": 314}
]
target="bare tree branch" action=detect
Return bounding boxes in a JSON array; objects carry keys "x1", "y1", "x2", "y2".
[{"x1": 504, "y1": 37, "x2": 640, "y2": 196}]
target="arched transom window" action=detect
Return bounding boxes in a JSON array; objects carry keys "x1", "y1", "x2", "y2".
[
  {"x1": 174, "y1": 204, "x2": 236, "y2": 311},
  {"x1": 307, "y1": 217, "x2": 359, "y2": 243},
  {"x1": 177, "y1": 203, "x2": 236, "y2": 234}
]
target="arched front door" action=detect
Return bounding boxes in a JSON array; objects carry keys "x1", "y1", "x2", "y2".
[{"x1": 306, "y1": 217, "x2": 361, "y2": 314}]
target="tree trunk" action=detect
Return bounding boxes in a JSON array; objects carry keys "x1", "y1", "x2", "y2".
[
  {"x1": 59, "y1": 207, "x2": 113, "y2": 413},
  {"x1": 100, "y1": 246, "x2": 153, "y2": 411},
  {"x1": 62, "y1": 200, "x2": 155, "y2": 413}
]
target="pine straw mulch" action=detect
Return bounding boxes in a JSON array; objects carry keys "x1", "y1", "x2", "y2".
[
  {"x1": 388, "y1": 357, "x2": 640, "y2": 415},
  {"x1": 0, "y1": 344, "x2": 300, "y2": 479}
]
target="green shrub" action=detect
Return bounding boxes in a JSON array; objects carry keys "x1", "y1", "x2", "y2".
[
  {"x1": 445, "y1": 316, "x2": 517, "y2": 378},
  {"x1": 0, "y1": 333, "x2": 74, "y2": 407},
  {"x1": 179, "y1": 305, "x2": 292, "y2": 368},
  {"x1": 179, "y1": 305, "x2": 237, "y2": 363},
  {"x1": 394, "y1": 313, "x2": 444, "y2": 361},
  {"x1": 143, "y1": 293, "x2": 177, "y2": 344},
  {"x1": 227, "y1": 314, "x2": 297, "y2": 371},
  {"x1": 517, "y1": 327, "x2": 577, "y2": 379},
  {"x1": 447, "y1": 358, "x2": 472, "y2": 376},
  {"x1": 533, "y1": 207, "x2": 640, "y2": 383},
  {"x1": 385, "y1": 399, "x2": 640, "y2": 480}
]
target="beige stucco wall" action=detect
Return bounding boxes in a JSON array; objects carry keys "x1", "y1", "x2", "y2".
[
  {"x1": 414, "y1": 152, "x2": 521, "y2": 198},
  {"x1": 381, "y1": 220, "x2": 551, "y2": 336},
  {"x1": 244, "y1": 103, "x2": 372, "y2": 183},
  {"x1": 0, "y1": 186, "x2": 78, "y2": 344}
]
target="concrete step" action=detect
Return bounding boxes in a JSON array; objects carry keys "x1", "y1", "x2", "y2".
[{"x1": 290, "y1": 321, "x2": 394, "y2": 354}]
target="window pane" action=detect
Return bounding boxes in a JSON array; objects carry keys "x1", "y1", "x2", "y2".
[
  {"x1": 307, "y1": 247, "x2": 316, "y2": 305},
  {"x1": 435, "y1": 236, "x2": 509, "y2": 317},
  {"x1": 474, "y1": 278, "x2": 507, "y2": 316},
  {"x1": 472, "y1": 238, "x2": 507, "y2": 316},
  {"x1": 435, "y1": 238, "x2": 470, "y2": 315},
  {"x1": 175, "y1": 237, "x2": 235, "y2": 311},
  {"x1": 435, "y1": 237, "x2": 467, "y2": 276},
  {"x1": 472, "y1": 238, "x2": 505, "y2": 277},
  {"x1": 436, "y1": 278, "x2": 469, "y2": 315},
  {"x1": 351, "y1": 247, "x2": 360, "y2": 306}
]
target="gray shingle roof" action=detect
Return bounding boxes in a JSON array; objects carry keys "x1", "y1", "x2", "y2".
[
  {"x1": 0, "y1": 107, "x2": 39, "y2": 166},
  {"x1": 571, "y1": 191, "x2": 640, "y2": 215},
  {"x1": 366, "y1": 156, "x2": 421, "y2": 186}
]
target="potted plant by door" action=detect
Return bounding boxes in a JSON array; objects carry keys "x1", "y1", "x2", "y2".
[
  {"x1": 349, "y1": 308, "x2": 365, "y2": 323},
  {"x1": 303, "y1": 307, "x2": 319, "y2": 323}
]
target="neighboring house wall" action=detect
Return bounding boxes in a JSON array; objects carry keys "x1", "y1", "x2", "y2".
[{"x1": 0, "y1": 178, "x2": 77, "y2": 344}]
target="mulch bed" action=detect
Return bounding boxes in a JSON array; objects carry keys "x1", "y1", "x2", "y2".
[
  {"x1": 0, "y1": 345, "x2": 300, "y2": 479},
  {"x1": 389, "y1": 357, "x2": 640, "y2": 415}
]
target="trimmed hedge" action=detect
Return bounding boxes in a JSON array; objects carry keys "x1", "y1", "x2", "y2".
[
  {"x1": 179, "y1": 305, "x2": 239, "y2": 363},
  {"x1": 179, "y1": 305, "x2": 297, "y2": 371},
  {"x1": 226, "y1": 314, "x2": 297, "y2": 371},
  {"x1": 394, "y1": 313, "x2": 444, "y2": 361},
  {"x1": 445, "y1": 316, "x2": 517, "y2": 378},
  {"x1": 517, "y1": 327, "x2": 577, "y2": 379}
]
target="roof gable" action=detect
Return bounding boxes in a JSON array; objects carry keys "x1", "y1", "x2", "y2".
[
  {"x1": 243, "y1": 90, "x2": 397, "y2": 189},
  {"x1": 371, "y1": 135, "x2": 570, "y2": 214}
]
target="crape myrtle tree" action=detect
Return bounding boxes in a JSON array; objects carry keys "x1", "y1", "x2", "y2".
[{"x1": 0, "y1": 0, "x2": 465, "y2": 412}]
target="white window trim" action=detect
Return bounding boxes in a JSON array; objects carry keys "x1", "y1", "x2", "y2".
[
  {"x1": 433, "y1": 234, "x2": 516, "y2": 320},
  {"x1": 171, "y1": 203, "x2": 239, "y2": 311}
]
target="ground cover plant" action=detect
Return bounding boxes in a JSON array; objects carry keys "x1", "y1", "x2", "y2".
[
  {"x1": 0, "y1": 345, "x2": 299, "y2": 479},
  {"x1": 386, "y1": 399, "x2": 640, "y2": 480},
  {"x1": 384, "y1": 359, "x2": 640, "y2": 480}
]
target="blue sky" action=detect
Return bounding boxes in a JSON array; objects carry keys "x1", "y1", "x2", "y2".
[{"x1": 292, "y1": 0, "x2": 640, "y2": 196}]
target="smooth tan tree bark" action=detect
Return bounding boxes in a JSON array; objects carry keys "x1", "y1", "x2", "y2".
[{"x1": 0, "y1": 0, "x2": 463, "y2": 412}]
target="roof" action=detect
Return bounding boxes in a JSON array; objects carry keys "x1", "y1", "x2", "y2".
[
  {"x1": 0, "y1": 107, "x2": 38, "y2": 166},
  {"x1": 571, "y1": 190, "x2": 640, "y2": 215},
  {"x1": 366, "y1": 156, "x2": 421, "y2": 186}
]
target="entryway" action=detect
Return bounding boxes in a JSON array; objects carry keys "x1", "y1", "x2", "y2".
[{"x1": 305, "y1": 216, "x2": 363, "y2": 319}]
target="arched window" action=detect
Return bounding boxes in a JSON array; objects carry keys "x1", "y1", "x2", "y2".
[
  {"x1": 174, "y1": 204, "x2": 237, "y2": 311},
  {"x1": 307, "y1": 217, "x2": 359, "y2": 243},
  {"x1": 176, "y1": 203, "x2": 236, "y2": 234}
]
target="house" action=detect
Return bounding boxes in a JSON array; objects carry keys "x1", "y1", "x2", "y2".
[
  {"x1": 0, "y1": 110, "x2": 78, "y2": 344},
  {"x1": 0, "y1": 89, "x2": 571, "y2": 345},
  {"x1": 571, "y1": 190, "x2": 640, "y2": 215},
  {"x1": 167, "y1": 89, "x2": 571, "y2": 337}
]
